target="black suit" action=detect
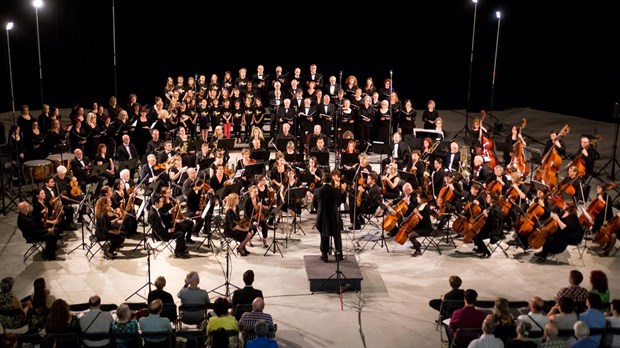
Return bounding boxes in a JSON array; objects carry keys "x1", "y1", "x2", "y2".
[
  {"x1": 445, "y1": 152, "x2": 461, "y2": 173},
  {"x1": 18, "y1": 212, "x2": 59, "y2": 260},
  {"x1": 158, "y1": 150, "x2": 177, "y2": 164},
  {"x1": 351, "y1": 184, "x2": 382, "y2": 228},
  {"x1": 70, "y1": 156, "x2": 93, "y2": 187},
  {"x1": 382, "y1": 142, "x2": 411, "y2": 172},
  {"x1": 430, "y1": 168, "x2": 445, "y2": 199},
  {"x1": 231, "y1": 286, "x2": 264, "y2": 319},
  {"x1": 148, "y1": 206, "x2": 187, "y2": 254},
  {"x1": 116, "y1": 143, "x2": 138, "y2": 161},
  {"x1": 313, "y1": 184, "x2": 342, "y2": 256}
]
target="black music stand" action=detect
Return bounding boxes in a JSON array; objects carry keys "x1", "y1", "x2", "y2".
[
  {"x1": 244, "y1": 163, "x2": 266, "y2": 182},
  {"x1": 118, "y1": 157, "x2": 139, "y2": 172},
  {"x1": 283, "y1": 186, "x2": 307, "y2": 246},
  {"x1": 494, "y1": 142, "x2": 512, "y2": 157},
  {"x1": 217, "y1": 182, "x2": 242, "y2": 202},
  {"x1": 310, "y1": 152, "x2": 329, "y2": 167},
  {"x1": 284, "y1": 153, "x2": 304, "y2": 166},
  {"x1": 340, "y1": 153, "x2": 358, "y2": 167},
  {"x1": 250, "y1": 150, "x2": 270, "y2": 163},
  {"x1": 125, "y1": 241, "x2": 154, "y2": 301},
  {"x1": 198, "y1": 157, "x2": 215, "y2": 177},
  {"x1": 373, "y1": 141, "x2": 392, "y2": 173},
  {"x1": 68, "y1": 184, "x2": 97, "y2": 255},
  {"x1": 89, "y1": 163, "x2": 109, "y2": 178},
  {"x1": 264, "y1": 203, "x2": 284, "y2": 257},
  {"x1": 276, "y1": 139, "x2": 294, "y2": 153},
  {"x1": 398, "y1": 170, "x2": 417, "y2": 186}
]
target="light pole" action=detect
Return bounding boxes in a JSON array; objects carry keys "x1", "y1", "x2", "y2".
[
  {"x1": 5, "y1": 22, "x2": 15, "y2": 120},
  {"x1": 112, "y1": 0, "x2": 118, "y2": 97},
  {"x1": 456, "y1": 0, "x2": 479, "y2": 139},
  {"x1": 490, "y1": 10, "x2": 502, "y2": 114},
  {"x1": 33, "y1": 0, "x2": 44, "y2": 105}
]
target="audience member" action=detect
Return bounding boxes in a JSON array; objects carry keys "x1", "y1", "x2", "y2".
[
  {"x1": 245, "y1": 319, "x2": 279, "y2": 348},
  {"x1": 505, "y1": 320, "x2": 536, "y2": 348},
  {"x1": 539, "y1": 322, "x2": 565, "y2": 348},
  {"x1": 554, "y1": 270, "x2": 589, "y2": 309},
  {"x1": 78, "y1": 295, "x2": 114, "y2": 347},
  {"x1": 449, "y1": 289, "x2": 486, "y2": 347},
  {"x1": 608, "y1": 299, "x2": 620, "y2": 348},
  {"x1": 148, "y1": 276, "x2": 174, "y2": 305},
  {"x1": 111, "y1": 303, "x2": 139, "y2": 348},
  {"x1": 0, "y1": 333, "x2": 17, "y2": 348},
  {"x1": 232, "y1": 270, "x2": 264, "y2": 320},
  {"x1": 139, "y1": 299, "x2": 173, "y2": 344},
  {"x1": 516, "y1": 296, "x2": 549, "y2": 344},
  {"x1": 39, "y1": 334, "x2": 56, "y2": 348},
  {"x1": 568, "y1": 321, "x2": 597, "y2": 348},
  {"x1": 429, "y1": 275, "x2": 465, "y2": 314},
  {"x1": 238, "y1": 297, "x2": 275, "y2": 340},
  {"x1": 206, "y1": 297, "x2": 239, "y2": 348},
  {"x1": 45, "y1": 298, "x2": 81, "y2": 338},
  {"x1": 467, "y1": 314, "x2": 504, "y2": 348},
  {"x1": 178, "y1": 271, "x2": 211, "y2": 324},
  {"x1": 547, "y1": 296, "x2": 578, "y2": 332},
  {"x1": 0, "y1": 277, "x2": 31, "y2": 331},
  {"x1": 589, "y1": 270, "x2": 610, "y2": 308},
  {"x1": 30, "y1": 277, "x2": 55, "y2": 329},
  {"x1": 492, "y1": 297, "x2": 515, "y2": 343},
  {"x1": 578, "y1": 293, "x2": 606, "y2": 346},
  {"x1": 210, "y1": 328, "x2": 230, "y2": 348}
]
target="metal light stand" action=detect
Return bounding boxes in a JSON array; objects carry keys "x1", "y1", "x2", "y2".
[
  {"x1": 125, "y1": 242, "x2": 154, "y2": 301},
  {"x1": 594, "y1": 103, "x2": 619, "y2": 181},
  {"x1": 489, "y1": 11, "x2": 502, "y2": 114}
]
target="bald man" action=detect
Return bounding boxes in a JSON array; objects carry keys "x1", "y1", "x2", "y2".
[
  {"x1": 17, "y1": 202, "x2": 60, "y2": 260},
  {"x1": 238, "y1": 297, "x2": 274, "y2": 338}
]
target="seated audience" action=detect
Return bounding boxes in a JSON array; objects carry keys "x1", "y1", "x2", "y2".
[
  {"x1": 207, "y1": 297, "x2": 239, "y2": 348},
  {"x1": 0, "y1": 277, "x2": 31, "y2": 331},
  {"x1": 516, "y1": 296, "x2": 549, "y2": 345},
  {"x1": 238, "y1": 297, "x2": 274, "y2": 341},
  {"x1": 139, "y1": 299, "x2": 173, "y2": 345},
  {"x1": 448, "y1": 289, "x2": 485, "y2": 347},
  {"x1": 607, "y1": 299, "x2": 620, "y2": 348},
  {"x1": 78, "y1": 295, "x2": 114, "y2": 347},
  {"x1": 505, "y1": 320, "x2": 536, "y2": 348},
  {"x1": 45, "y1": 298, "x2": 81, "y2": 339},
  {"x1": 177, "y1": 271, "x2": 211, "y2": 324},
  {"x1": 578, "y1": 293, "x2": 606, "y2": 346},
  {"x1": 554, "y1": 270, "x2": 589, "y2": 309},
  {"x1": 111, "y1": 303, "x2": 139, "y2": 348},
  {"x1": 429, "y1": 275, "x2": 465, "y2": 315},
  {"x1": 148, "y1": 276, "x2": 175, "y2": 305},
  {"x1": 232, "y1": 270, "x2": 264, "y2": 320},
  {"x1": 245, "y1": 319, "x2": 279, "y2": 348},
  {"x1": 567, "y1": 321, "x2": 597, "y2": 348},
  {"x1": 547, "y1": 296, "x2": 578, "y2": 332},
  {"x1": 539, "y1": 322, "x2": 565, "y2": 348}
]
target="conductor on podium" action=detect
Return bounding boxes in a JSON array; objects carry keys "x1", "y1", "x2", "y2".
[{"x1": 312, "y1": 173, "x2": 342, "y2": 262}]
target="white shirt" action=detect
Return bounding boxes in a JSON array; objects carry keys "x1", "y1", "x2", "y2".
[
  {"x1": 393, "y1": 143, "x2": 399, "y2": 158},
  {"x1": 125, "y1": 145, "x2": 132, "y2": 159},
  {"x1": 467, "y1": 334, "x2": 504, "y2": 348}
]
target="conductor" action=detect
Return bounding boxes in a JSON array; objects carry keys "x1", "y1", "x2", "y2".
[{"x1": 312, "y1": 173, "x2": 343, "y2": 262}]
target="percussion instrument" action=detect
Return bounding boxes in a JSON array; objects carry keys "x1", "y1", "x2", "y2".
[
  {"x1": 23, "y1": 160, "x2": 52, "y2": 183},
  {"x1": 46, "y1": 153, "x2": 75, "y2": 173}
]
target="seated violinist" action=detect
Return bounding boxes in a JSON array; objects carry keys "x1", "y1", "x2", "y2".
[
  {"x1": 245, "y1": 185, "x2": 270, "y2": 248},
  {"x1": 224, "y1": 193, "x2": 253, "y2": 256},
  {"x1": 305, "y1": 156, "x2": 324, "y2": 203},
  {"x1": 148, "y1": 194, "x2": 190, "y2": 259},
  {"x1": 140, "y1": 154, "x2": 163, "y2": 184},
  {"x1": 534, "y1": 199, "x2": 583, "y2": 263},
  {"x1": 95, "y1": 186, "x2": 126, "y2": 259},
  {"x1": 237, "y1": 148, "x2": 256, "y2": 188},
  {"x1": 111, "y1": 179, "x2": 138, "y2": 237},
  {"x1": 406, "y1": 150, "x2": 425, "y2": 190},
  {"x1": 185, "y1": 179, "x2": 208, "y2": 236},
  {"x1": 349, "y1": 172, "x2": 382, "y2": 230},
  {"x1": 472, "y1": 192, "x2": 503, "y2": 259},
  {"x1": 407, "y1": 191, "x2": 434, "y2": 257},
  {"x1": 381, "y1": 163, "x2": 401, "y2": 200}
]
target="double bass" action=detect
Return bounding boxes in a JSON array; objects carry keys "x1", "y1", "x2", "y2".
[
  {"x1": 533, "y1": 124, "x2": 569, "y2": 187},
  {"x1": 508, "y1": 119, "x2": 529, "y2": 178},
  {"x1": 566, "y1": 135, "x2": 601, "y2": 178},
  {"x1": 477, "y1": 110, "x2": 499, "y2": 170}
]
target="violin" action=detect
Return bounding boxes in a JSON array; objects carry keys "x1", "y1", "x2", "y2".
[
  {"x1": 528, "y1": 216, "x2": 559, "y2": 249},
  {"x1": 356, "y1": 176, "x2": 367, "y2": 207},
  {"x1": 383, "y1": 200, "x2": 409, "y2": 232},
  {"x1": 70, "y1": 179, "x2": 82, "y2": 197},
  {"x1": 579, "y1": 182, "x2": 616, "y2": 227},
  {"x1": 594, "y1": 214, "x2": 620, "y2": 246},
  {"x1": 533, "y1": 124, "x2": 569, "y2": 186}
]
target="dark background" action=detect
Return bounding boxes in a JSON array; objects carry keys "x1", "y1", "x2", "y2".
[{"x1": 0, "y1": 1, "x2": 618, "y2": 122}]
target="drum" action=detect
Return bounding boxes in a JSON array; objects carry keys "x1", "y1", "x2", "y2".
[
  {"x1": 47, "y1": 153, "x2": 75, "y2": 173},
  {"x1": 23, "y1": 160, "x2": 52, "y2": 183}
]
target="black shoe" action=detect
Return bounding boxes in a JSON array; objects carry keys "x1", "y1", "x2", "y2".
[
  {"x1": 185, "y1": 239, "x2": 196, "y2": 244},
  {"x1": 175, "y1": 252, "x2": 190, "y2": 259},
  {"x1": 320, "y1": 254, "x2": 328, "y2": 262},
  {"x1": 104, "y1": 250, "x2": 116, "y2": 259},
  {"x1": 237, "y1": 248, "x2": 248, "y2": 256},
  {"x1": 411, "y1": 249, "x2": 422, "y2": 257},
  {"x1": 534, "y1": 252, "x2": 543, "y2": 257},
  {"x1": 472, "y1": 248, "x2": 482, "y2": 254},
  {"x1": 479, "y1": 253, "x2": 490, "y2": 259},
  {"x1": 338, "y1": 254, "x2": 345, "y2": 261},
  {"x1": 536, "y1": 256, "x2": 546, "y2": 263},
  {"x1": 507, "y1": 239, "x2": 518, "y2": 246}
]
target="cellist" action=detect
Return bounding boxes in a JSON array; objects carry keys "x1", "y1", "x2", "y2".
[
  {"x1": 485, "y1": 165, "x2": 509, "y2": 195},
  {"x1": 534, "y1": 200, "x2": 582, "y2": 263},
  {"x1": 543, "y1": 130, "x2": 566, "y2": 158},
  {"x1": 407, "y1": 191, "x2": 434, "y2": 257},
  {"x1": 472, "y1": 192, "x2": 503, "y2": 259},
  {"x1": 589, "y1": 184, "x2": 614, "y2": 237},
  {"x1": 503, "y1": 124, "x2": 527, "y2": 166},
  {"x1": 553, "y1": 166, "x2": 583, "y2": 206},
  {"x1": 406, "y1": 150, "x2": 425, "y2": 190},
  {"x1": 386, "y1": 183, "x2": 417, "y2": 237},
  {"x1": 436, "y1": 173, "x2": 463, "y2": 229}
]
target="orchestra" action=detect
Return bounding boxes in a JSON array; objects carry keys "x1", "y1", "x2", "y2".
[{"x1": 10, "y1": 67, "x2": 615, "y2": 265}]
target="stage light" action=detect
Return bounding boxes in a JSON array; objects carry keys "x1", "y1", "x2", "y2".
[
  {"x1": 33, "y1": 0, "x2": 44, "y2": 104},
  {"x1": 6, "y1": 22, "x2": 14, "y2": 31},
  {"x1": 33, "y1": 0, "x2": 43, "y2": 8},
  {"x1": 496, "y1": 11, "x2": 502, "y2": 19}
]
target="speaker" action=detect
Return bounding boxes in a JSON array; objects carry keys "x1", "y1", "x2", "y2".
[{"x1": 614, "y1": 101, "x2": 620, "y2": 121}]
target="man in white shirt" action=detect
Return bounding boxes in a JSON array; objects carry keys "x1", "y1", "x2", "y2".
[
  {"x1": 516, "y1": 296, "x2": 549, "y2": 344},
  {"x1": 467, "y1": 314, "x2": 504, "y2": 348}
]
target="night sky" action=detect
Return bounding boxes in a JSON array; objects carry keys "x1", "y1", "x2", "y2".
[{"x1": 0, "y1": 1, "x2": 618, "y2": 122}]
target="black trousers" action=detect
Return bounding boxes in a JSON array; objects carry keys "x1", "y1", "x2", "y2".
[{"x1": 320, "y1": 232, "x2": 342, "y2": 256}]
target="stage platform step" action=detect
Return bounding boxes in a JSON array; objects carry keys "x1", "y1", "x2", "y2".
[{"x1": 304, "y1": 255, "x2": 363, "y2": 293}]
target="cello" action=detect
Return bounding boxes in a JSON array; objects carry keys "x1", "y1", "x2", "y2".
[
  {"x1": 383, "y1": 200, "x2": 409, "y2": 232},
  {"x1": 515, "y1": 200, "x2": 546, "y2": 236},
  {"x1": 395, "y1": 212, "x2": 420, "y2": 245},
  {"x1": 579, "y1": 183, "x2": 616, "y2": 227},
  {"x1": 477, "y1": 110, "x2": 499, "y2": 170},
  {"x1": 452, "y1": 200, "x2": 482, "y2": 235},
  {"x1": 462, "y1": 211, "x2": 487, "y2": 244},
  {"x1": 594, "y1": 214, "x2": 620, "y2": 247},
  {"x1": 533, "y1": 124, "x2": 569, "y2": 187},
  {"x1": 549, "y1": 177, "x2": 578, "y2": 210},
  {"x1": 434, "y1": 185, "x2": 455, "y2": 219},
  {"x1": 508, "y1": 119, "x2": 529, "y2": 179},
  {"x1": 528, "y1": 216, "x2": 559, "y2": 250},
  {"x1": 566, "y1": 135, "x2": 601, "y2": 178}
]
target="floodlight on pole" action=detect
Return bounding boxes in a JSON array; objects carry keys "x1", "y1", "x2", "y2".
[
  {"x1": 490, "y1": 10, "x2": 502, "y2": 114},
  {"x1": 5, "y1": 22, "x2": 16, "y2": 119},
  {"x1": 33, "y1": 0, "x2": 44, "y2": 105}
]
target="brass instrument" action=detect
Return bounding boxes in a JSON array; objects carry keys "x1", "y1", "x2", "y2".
[{"x1": 421, "y1": 139, "x2": 441, "y2": 162}]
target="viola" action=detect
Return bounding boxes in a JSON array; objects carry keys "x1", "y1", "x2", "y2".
[
  {"x1": 70, "y1": 179, "x2": 82, "y2": 197},
  {"x1": 383, "y1": 200, "x2": 408, "y2": 232},
  {"x1": 528, "y1": 217, "x2": 559, "y2": 249},
  {"x1": 395, "y1": 211, "x2": 420, "y2": 245},
  {"x1": 594, "y1": 214, "x2": 620, "y2": 246},
  {"x1": 578, "y1": 183, "x2": 616, "y2": 227},
  {"x1": 533, "y1": 124, "x2": 569, "y2": 187}
]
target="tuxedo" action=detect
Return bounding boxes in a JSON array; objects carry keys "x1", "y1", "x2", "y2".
[
  {"x1": 473, "y1": 165, "x2": 491, "y2": 184},
  {"x1": 70, "y1": 156, "x2": 93, "y2": 186},
  {"x1": 158, "y1": 150, "x2": 177, "y2": 164},
  {"x1": 148, "y1": 206, "x2": 187, "y2": 254},
  {"x1": 298, "y1": 106, "x2": 317, "y2": 135},
  {"x1": 304, "y1": 73, "x2": 323, "y2": 88},
  {"x1": 276, "y1": 107, "x2": 296, "y2": 125},
  {"x1": 323, "y1": 84, "x2": 341, "y2": 99},
  {"x1": 445, "y1": 152, "x2": 461, "y2": 172},
  {"x1": 116, "y1": 143, "x2": 138, "y2": 161},
  {"x1": 381, "y1": 142, "x2": 411, "y2": 172}
]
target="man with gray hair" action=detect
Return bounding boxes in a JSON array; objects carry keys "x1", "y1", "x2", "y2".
[
  {"x1": 539, "y1": 322, "x2": 565, "y2": 348},
  {"x1": 52, "y1": 165, "x2": 79, "y2": 229},
  {"x1": 238, "y1": 297, "x2": 274, "y2": 337},
  {"x1": 140, "y1": 154, "x2": 160, "y2": 184},
  {"x1": 182, "y1": 167, "x2": 198, "y2": 198},
  {"x1": 467, "y1": 314, "x2": 504, "y2": 348},
  {"x1": 17, "y1": 201, "x2": 60, "y2": 260},
  {"x1": 245, "y1": 319, "x2": 278, "y2": 348},
  {"x1": 178, "y1": 271, "x2": 211, "y2": 324},
  {"x1": 567, "y1": 321, "x2": 596, "y2": 348}
]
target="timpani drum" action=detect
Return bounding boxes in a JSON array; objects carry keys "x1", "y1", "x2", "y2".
[
  {"x1": 47, "y1": 153, "x2": 75, "y2": 173},
  {"x1": 23, "y1": 159, "x2": 52, "y2": 183}
]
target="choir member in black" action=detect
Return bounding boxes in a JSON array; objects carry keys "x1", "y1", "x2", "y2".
[
  {"x1": 313, "y1": 173, "x2": 343, "y2": 262},
  {"x1": 573, "y1": 136, "x2": 600, "y2": 179},
  {"x1": 111, "y1": 179, "x2": 137, "y2": 237},
  {"x1": 95, "y1": 143, "x2": 116, "y2": 185},
  {"x1": 231, "y1": 99, "x2": 244, "y2": 144},
  {"x1": 435, "y1": 173, "x2": 464, "y2": 229},
  {"x1": 116, "y1": 134, "x2": 138, "y2": 161},
  {"x1": 398, "y1": 99, "x2": 417, "y2": 136},
  {"x1": 381, "y1": 132, "x2": 411, "y2": 173},
  {"x1": 375, "y1": 100, "x2": 392, "y2": 144},
  {"x1": 173, "y1": 126, "x2": 195, "y2": 167},
  {"x1": 17, "y1": 201, "x2": 60, "y2": 261},
  {"x1": 17, "y1": 105, "x2": 34, "y2": 149},
  {"x1": 44, "y1": 120, "x2": 66, "y2": 157},
  {"x1": 98, "y1": 114, "x2": 117, "y2": 154},
  {"x1": 472, "y1": 192, "x2": 503, "y2": 258},
  {"x1": 338, "y1": 99, "x2": 356, "y2": 137},
  {"x1": 275, "y1": 123, "x2": 295, "y2": 151},
  {"x1": 445, "y1": 142, "x2": 461, "y2": 173},
  {"x1": 406, "y1": 150, "x2": 426, "y2": 190},
  {"x1": 503, "y1": 124, "x2": 527, "y2": 166},
  {"x1": 223, "y1": 193, "x2": 253, "y2": 256},
  {"x1": 52, "y1": 166, "x2": 79, "y2": 228},
  {"x1": 381, "y1": 163, "x2": 401, "y2": 200},
  {"x1": 427, "y1": 158, "x2": 445, "y2": 199},
  {"x1": 543, "y1": 129, "x2": 567, "y2": 158},
  {"x1": 197, "y1": 98, "x2": 210, "y2": 142},
  {"x1": 243, "y1": 98, "x2": 255, "y2": 142},
  {"x1": 95, "y1": 186, "x2": 126, "y2": 259},
  {"x1": 268, "y1": 89, "x2": 283, "y2": 138},
  {"x1": 317, "y1": 94, "x2": 335, "y2": 138},
  {"x1": 148, "y1": 194, "x2": 189, "y2": 258},
  {"x1": 534, "y1": 200, "x2": 583, "y2": 263},
  {"x1": 107, "y1": 96, "x2": 121, "y2": 118},
  {"x1": 291, "y1": 88, "x2": 304, "y2": 113},
  {"x1": 245, "y1": 185, "x2": 270, "y2": 248},
  {"x1": 422, "y1": 100, "x2": 439, "y2": 130},
  {"x1": 298, "y1": 97, "x2": 316, "y2": 136},
  {"x1": 209, "y1": 98, "x2": 222, "y2": 131},
  {"x1": 84, "y1": 112, "x2": 100, "y2": 159},
  {"x1": 38, "y1": 104, "x2": 52, "y2": 132},
  {"x1": 28, "y1": 120, "x2": 45, "y2": 160},
  {"x1": 307, "y1": 125, "x2": 327, "y2": 152},
  {"x1": 134, "y1": 106, "x2": 153, "y2": 156},
  {"x1": 70, "y1": 149, "x2": 94, "y2": 188},
  {"x1": 350, "y1": 172, "x2": 382, "y2": 229},
  {"x1": 160, "y1": 187, "x2": 195, "y2": 245},
  {"x1": 185, "y1": 179, "x2": 208, "y2": 236},
  {"x1": 389, "y1": 92, "x2": 402, "y2": 134},
  {"x1": 7, "y1": 125, "x2": 25, "y2": 164},
  {"x1": 146, "y1": 129, "x2": 164, "y2": 156},
  {"x1": 407, "y1": 192, "x2": 434, "y2": 256},
  {"x1": 69, "y1": 119, "x2": 88, "y2": 152},
  {"x1": 115, "y1": 110, "x2": 133, "y2": 146},
  {"x1": 356, "y1": 95, "x2": 375, "y2": 148}
]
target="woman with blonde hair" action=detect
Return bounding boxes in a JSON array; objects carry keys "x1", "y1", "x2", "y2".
[{"x1": 223, "y1": 193, "x2": 253, "y2": 256}]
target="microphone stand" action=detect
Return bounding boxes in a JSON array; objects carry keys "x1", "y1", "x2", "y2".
[
  {"x1": 388, "y1": 69, "x2": 394, "y2": 137},
  {"x1": 125, "y1": 242, "x2": 154, "y2": 301}
]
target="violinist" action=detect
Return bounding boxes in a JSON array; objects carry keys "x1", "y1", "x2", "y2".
[
  {"x1": 270, "y1": 152, "x2": 289, "y2": 194},
  {"x1": 331, "y1": 169, "x2": 349, "y2": 205},
  {"x1": 237, "y1": 148, "x2": 257, "y2": 188},
  {"x1": 381, "y1": 132, "x2": 411, "y2": 172},
  {"x1": 160, "y1": 187, "x2": 195, "y2": 245},
  {"x1": 281, "y1": 170, "x2": 303, "y2": 215},
  {"x1": 182, "y1": 168, "x2": 198, "y2": 198},
  {"x1": 503, "y1": 124, "x2": 527, "y2": 166},
  {"x1": 148, "y1": 194, "x2": 189, "y2": 259},
  {"x1": 349, "y1": 172, "x2": 382, "y2": 230},
  {"x1": 543, "y1": 130, "x2": 566, "y2": 157},
  {"x1": 33, "y1": 188, "x2": 61, "y2": 234},
  {"x1": 471, "y1": 192, "x2": 503, "y2": 258},
  {"x1": 245, "y1": 185, "x2": 270, "y2": 248},
  {"x1": 223, "y1": 193, "x2": 253, "y2": 256},
  {"x1": 52, "y1": 166, "x2": 81, "y2": 227},
  {"x1": 18, "y1": 201, "x2": 60, "y2": 261},
  {"x1": 111, "y1": 179, "x2": 137, "y2": 236},
  {"x1": 209, "y1": 152, "x2": 226, "y2": 178},
  {"x1": 573, "y1": 136, "x2": 600, "y2": 178},
  {"x1": 140, "y1": 154, "x2": 162, "y2": 184},
  {"x1": 209, "y1": 165, "x2": 232, "y2": 197},
  {"x1": 95, "y1": 186, "x2": 126, "y2": 259},
  {"x1": 406, "y1": 150, "x2": 425, "y2": 190},
  {"x1": 382, "y1": 163, "x2": 401, "y2": 200},
  {"x1": 167, "y1": 155, "x2": 187, "y2": 197},
  {"x1": 534, "y1": 200, "x2": 582, "y2": 263},
  {"x1": 185, "y1": 179, "x2": 208, "y2": 237},
  {"x1": 306, "y1": 156, "x2": 324, "y2": 198},
  {"x1": 407, "y1": 192, "x2": 434, "y2": 256}
]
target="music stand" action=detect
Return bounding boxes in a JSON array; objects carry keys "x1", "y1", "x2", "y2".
[
  {"x1": 53, "y1": 144, "x2": 70, "y2": 161},
  {"x1": 463, "y1": 137, "x2": 481, "y2": 149},
  {"x1": 198, "y1": 157, "x2": 215, "y2": 177},
  {"x1": 283, "y1": 186, "x2": 307, "y2": 246},
  {"x1": 310, "y1": 152, "x2": 329, "y2": 167},
  {"x1": 196, "y1": 199, "x2": 217, "y2": 252},
  {"x1": 217, "y1": 182, "x2": 242, "y2": 202},
  {"x1": 264, "y1": 203, "x2": 284, "y2": 257},
  {"x1": 250, "y1": 150, "x2": 270, "y2": 163},
  {"x1": 118, "y1": 157, "x2": 139, "y2": 173},
  {"x1": 243, "y1": 162, "x2": 266, "y2": 183},
  {"x1": 413, "y1": 128, "x2": 444, "y2": 140},
  {"x1": 340, "y1": 153, "x2": 358, "y2": 167},
  {"x1": 68, "y1": 185, "x2": 97, "y2": 255},
  {"x1": 523, "y1": 146, "x2": 542, "y2": 183},
  {"x1": 276, "y1": 139, "x2": 294, "y2": 153},
  {"x1": 216, "y1": 138, "x2": 236, "y2": 151},
  {"x1": 398, "y1": 170, "x2": 416, "y2": 186}
]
